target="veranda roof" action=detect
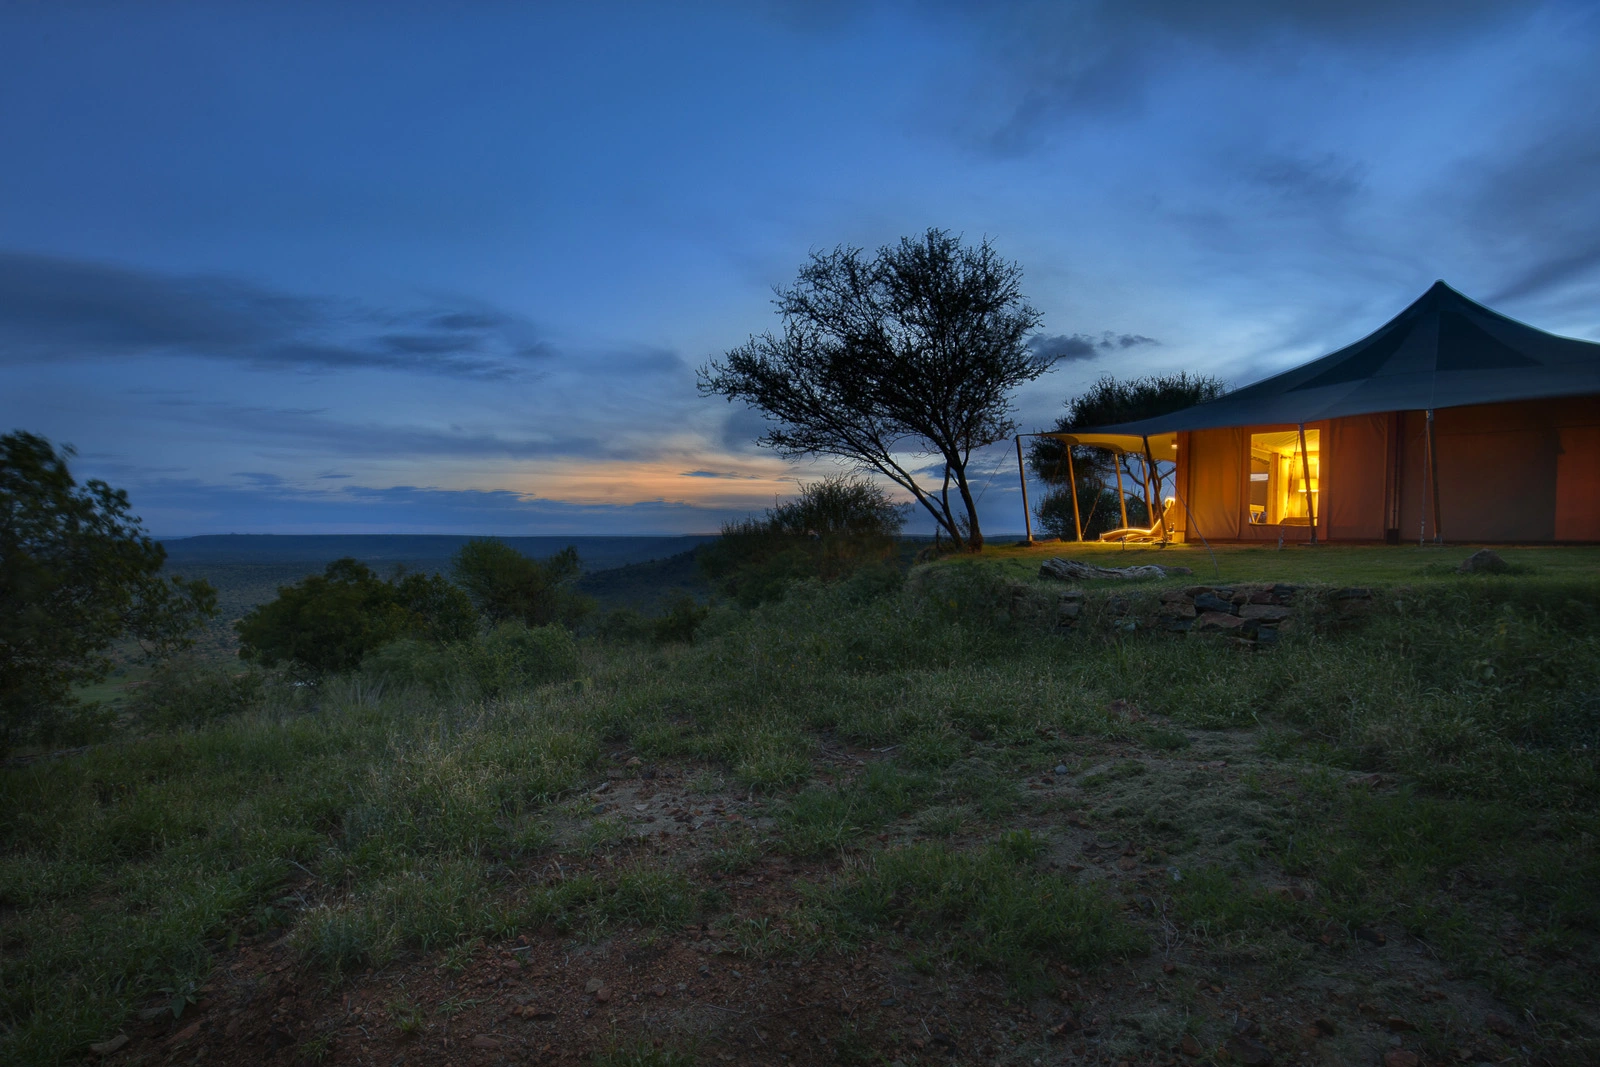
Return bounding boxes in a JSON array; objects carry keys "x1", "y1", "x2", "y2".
[{"x1": 1083, "y1": 281, "x2": 1600, "y2": 435}]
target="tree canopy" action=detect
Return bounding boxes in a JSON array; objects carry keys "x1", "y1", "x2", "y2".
[
  {"x1": 450, "y1": 540, "x2": 592, "y2": 628},
  {"x1": 700, "y1": 229, "x2": 1054, "y2": 550},
  {"x1": 235, "y1": 558, "x2": 476, "y2": 677},
  {"x1": 1, "y1": 431, "x2": 216, "y2": 746},
  {"x1": 1028, "y1": 373, "x2": 1226, "y2": 539}
]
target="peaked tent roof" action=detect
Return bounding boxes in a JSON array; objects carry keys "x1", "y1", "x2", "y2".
[{"x1": 1086, "y1": 281, "x2": 1600, "y2": 436}]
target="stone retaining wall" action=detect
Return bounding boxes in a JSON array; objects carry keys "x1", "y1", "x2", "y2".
[{"x1": 1028, "y1": 582, "x2": 1377, "y2": 646}]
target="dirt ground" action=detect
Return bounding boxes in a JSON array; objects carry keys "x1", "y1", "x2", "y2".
[{"x1": 101, "y1": 733, "x2": 1538, "y2": 1067}]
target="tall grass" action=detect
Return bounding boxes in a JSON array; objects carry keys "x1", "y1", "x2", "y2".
[{"x1": 2, "y1": 563, "x2": 1597, "y2": 1064}]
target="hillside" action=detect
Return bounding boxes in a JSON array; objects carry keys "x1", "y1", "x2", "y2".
[{"x1": 5, "y1": 546, "x2": 1598, "y2": 1066}]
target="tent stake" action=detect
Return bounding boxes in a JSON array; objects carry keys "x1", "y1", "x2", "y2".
[
  {"x1": 1425, "y1": 408, "x2": 1443, "y2": 544},
  {"x1": 1065, "y1": 444, "x2": 1084, "y2": 542},
  {"x1": 1297, "y1": 423, "x2": 1318, "y2": 545},
  {"x1": 1014, "y1": 436, "x2": 1033, "y2": 544}
]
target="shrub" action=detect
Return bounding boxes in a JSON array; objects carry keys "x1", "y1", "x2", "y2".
[
  {"x1": 129, "y1": 657, "x2": 264, "y2": 731},
  {"x1": 699, "y1": 475, "x2": 905, "y2": 606},
  {"x1": 363, "y1": 622, "x2": 579, "y2": 700},
  {"x1": 236, "y1": 559, "x2": 475, "y2": 677},
  {"x1": 470, "y1": 622, "x2": 580, "y2": 696},
  {"x1": 651, "y1": 594, "x2": 710, "y2": 644},
  {"x1": 451, "y1": 540, "x2": 593, "y2": 628}
]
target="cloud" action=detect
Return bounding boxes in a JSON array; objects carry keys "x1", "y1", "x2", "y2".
[
  {"x1": 1028, "y1": 331, "x2": 1158, "y2": 361},
  {"x1": 936, "y1": 0, "x2": 1539, "y2": 155},
  {"x1": 0, "y1": 250, "x2": 552, "y2": 379},
  {"x1": 680, "y1": 469, "x2": 762, "y2": 479},
  {"x1": 1251, "y1": 153, "x2": 1366, "y2": 212}
]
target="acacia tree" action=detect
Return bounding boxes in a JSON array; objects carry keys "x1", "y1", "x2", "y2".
[
  {"x1": 1028, "y1": 373, "x2": 1226, "y2": 537},
  {"x1": 700, "y1": 229, "x2": 1052, "y2": 551},
  {"x1": 1, "y1": 432, "x2": 217, "y2": 747}
]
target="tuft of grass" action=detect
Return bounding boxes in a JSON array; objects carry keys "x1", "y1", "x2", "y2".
[{"x1": 816, "y1": 835, "x2": 1145, "y2": 991}]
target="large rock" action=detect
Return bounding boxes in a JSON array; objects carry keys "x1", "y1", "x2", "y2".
[
  {"x1": 1458, "y1": 549, "x2": 1509, "y2": 573},
  {"x1": 1039, "y1": 558, "x2": 1193, "y2": 582},
  {"x1": 1194, "y1": 611, "x2": 1246, "y2": 632},
  {"x1": 1193, "y1": 592, "x2": 1235, "y2": 615},
  {"x1": 1239, "y1": 604, "x2": 1291, "y2": 621}
]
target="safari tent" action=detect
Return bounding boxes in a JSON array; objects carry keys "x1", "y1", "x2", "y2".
[{"x1": 1022, "y1": 281, "x2": 1600, "y2": 544}]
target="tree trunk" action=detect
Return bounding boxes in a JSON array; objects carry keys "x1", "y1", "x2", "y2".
[{"x1": 952, "y1": 461, "x2": 984, "y2": 551}]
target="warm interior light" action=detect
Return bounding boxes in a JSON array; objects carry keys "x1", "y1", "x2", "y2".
[{"x1": 1248, "y1": 429, "x2": 1319, "y2": 525}]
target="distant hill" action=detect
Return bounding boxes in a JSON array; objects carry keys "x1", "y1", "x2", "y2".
[
  {"x1": 576, "y1": 548, "x2": 711, "y2": 615},
  {"x1": 158, "y1": 534, "x2": 717, "y2": 572}
]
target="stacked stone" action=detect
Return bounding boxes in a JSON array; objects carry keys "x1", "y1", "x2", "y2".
[
  {"x1": 1051, "y1": 583, "x2": 1377, "y2": 644},
  {"x1": 1156, "y1": 584, "x2": 1300, "y2": 644}
]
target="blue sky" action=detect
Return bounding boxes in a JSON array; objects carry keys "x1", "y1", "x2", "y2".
[{"x1": 2, "y1": 1, "x2": 1597, "y2": 536}]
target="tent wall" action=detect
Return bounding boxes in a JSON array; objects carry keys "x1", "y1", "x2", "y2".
[
  {"x1": 1326, "y1": 413, "x2": 1391, "y2": 541},
  {"x1": 1392, "y1": 397, "x2": 1597, "y2": 542},
  {"x1": 1171, "y1": 395, "x2": 1597, "y2": 543},
  {"x1": 1556, "y1": 426, "x2": 1600, "y2": 541},
  {"x1": 1179, "y1": 427, "x2": 1244, "y2": 541}
]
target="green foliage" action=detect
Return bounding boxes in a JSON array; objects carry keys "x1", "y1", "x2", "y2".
[
  {"x1": 1028, "y1": 373, "x2": 1225, "y2": 538},
  {"x1": 700, "y1": 475, "x2": 905, "y2": 607},
  {"x1": 361, "y1": 621, "x2": 579, "y2": 699},
  {"x1": 820, "y1": 836, "x2": 1144, "y2": 989},
  {"x1": 129, "y1": 656, "x2": 264, "y2": 731},
  {"x1": 451, "y1": 539, "x2": 593, "y2": 628},
  {"x1": 235, "y1": 558, "x2": 474, "y2": 676},
  {"x1": 1035, "y1": 483, "x2": 1150, "y2": 541},
  {"x1": 700, "y1": 229, "x2": 1050, "y2": 550},
  {"x1": 0, "y1": 432, "x2": 217, "y2": 749},
  {"x1": 5, "y1": 552, "x2": 1600, "y2": 1064}
]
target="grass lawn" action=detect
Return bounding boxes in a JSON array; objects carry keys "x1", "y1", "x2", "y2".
[
  {"x1": 3, "y1": 552, "x2": 1598, "y2": 1066},
  {"x1": 971, "y1": 539, "x2": 1600, "y2": 586}
]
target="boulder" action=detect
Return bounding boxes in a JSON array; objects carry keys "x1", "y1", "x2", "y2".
[
  {"x1": 1159, "y1": 600, "x2": 1197, "y2": 619},
  {"x1": 1039, "y1": 558, "x2": 1192, "y2": 582},
  {"x1": 1457, "y1": 549, "x2": 1509, "y2": 574},
  {"x1": 1193, "y1": 592, "x2": 1235, "y2": 615},
  {"x1": 1239, "y1": 604, "x2": 1291, "y2": 622},
  {"x1": 1194, "y1": 611, "x2": 1245, "y2": 632}
]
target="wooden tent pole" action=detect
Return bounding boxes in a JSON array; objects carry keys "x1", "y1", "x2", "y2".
[
  {"x1": 1139, "y1": 450, "x2": 1155, "y2": 525},
  {"x1": 1015, "y1": 436, "x2": 1033, "y2": 544},
  {"x1": 1426, "y1": 409, "x2": 1443, "y2": 544},
  {"x1": 1065, "y1": 443, "x2": 1084, "y2": 542},
  {"x1": 1113, "y1": 453, "x2": 1130, "y2": 530},
  {"x1": 1297, "y1": 423, "x2": 1317, "y2": 545}
]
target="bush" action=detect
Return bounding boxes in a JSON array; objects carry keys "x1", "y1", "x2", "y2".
[
  {"x1": 451, "y1": 540, "x2": 593, "y2": 628},
  {"x1": 471, "y1": 622, "x2": 580, "y2": 696},
  {"x1": 129, "y1": 657, "x2": 264, "y2": 731},
  {"x1": 650, "y1": 595, "x2": 710, "y2": 644},
  {"x1": 595, "y1": 609, "x2": 653, "y2": 644},
  {"x1": 362, "y1": 622, "x2": 579, "y2": 700},
  {"x1": 236, "y1": 559, "x2": 475, "y2": 677},
  {"x1": 1, "y1": 432, "x2": 216, "y2": 750},
  {"x1": 699, "y1": 475, "x2": 906, "y2": 607}
]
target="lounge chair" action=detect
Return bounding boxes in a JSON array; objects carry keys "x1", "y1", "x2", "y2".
[{"x1": 1099, "y1": 497, "x2": 1178, "y2": 543}]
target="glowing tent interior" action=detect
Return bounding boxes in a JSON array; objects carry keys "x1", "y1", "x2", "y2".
[{"x1": 1017, "y1": 282, "x2": 1600, "y2": 544}]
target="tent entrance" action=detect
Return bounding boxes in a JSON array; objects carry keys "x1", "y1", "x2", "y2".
[{"x1": 1248, "y1": 429, "x2": 1319, "y2": 526}]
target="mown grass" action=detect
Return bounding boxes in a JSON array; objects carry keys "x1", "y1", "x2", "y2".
[{"x1": 3, "y1": 555, "x2": 1599, "y2": 1063}]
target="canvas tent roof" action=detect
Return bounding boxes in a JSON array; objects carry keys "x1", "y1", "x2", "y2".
[{"x1": 1084, "y1": 281, "x2": 1600, "y2": 436}]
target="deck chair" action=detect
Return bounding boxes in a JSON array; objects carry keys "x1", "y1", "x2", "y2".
[{"x1": 1098, "y1": 497, "x2": 1178, "y2": 543}]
